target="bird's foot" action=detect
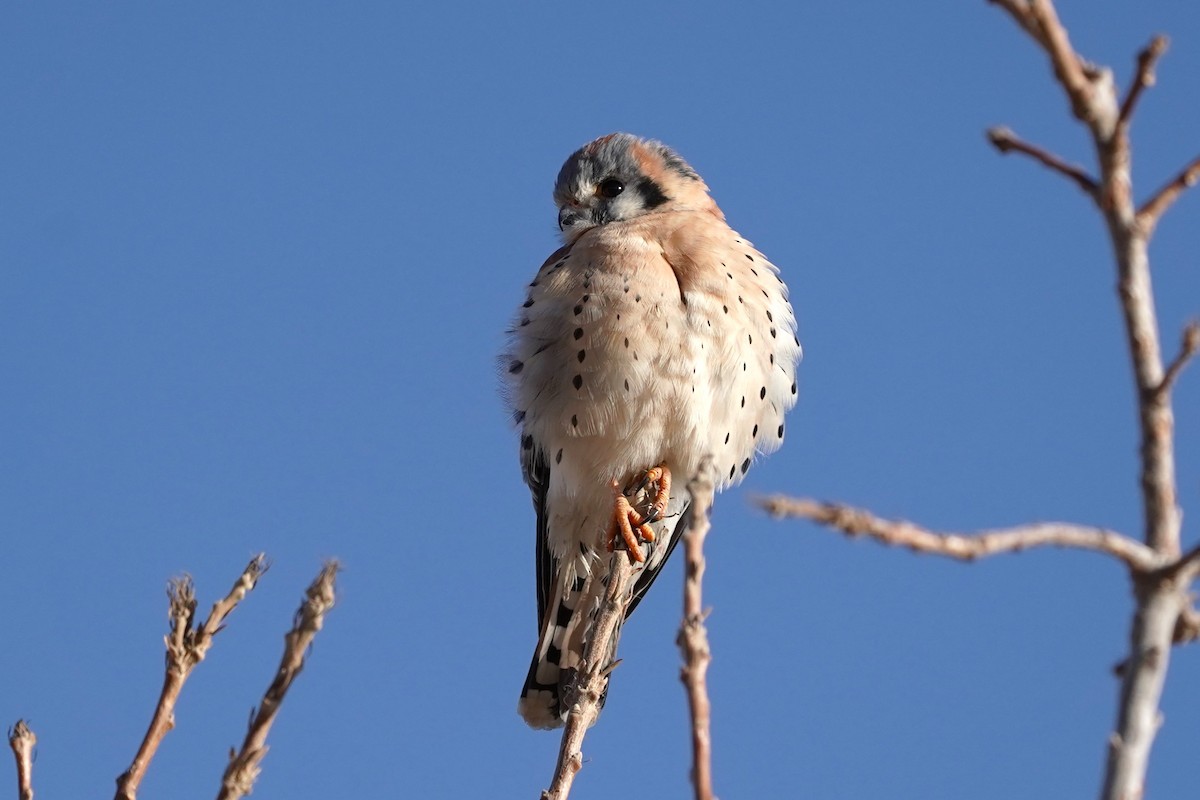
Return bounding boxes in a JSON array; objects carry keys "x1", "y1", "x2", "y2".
[
  {"x1": 605, "y1": 465, "x2": 672, "y2": 564},
  {"x1": 634, "y1": 465, "x2": 672, "y2": 525}
]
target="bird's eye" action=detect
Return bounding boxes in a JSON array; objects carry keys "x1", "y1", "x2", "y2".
[{"x1": 597, "y1": 178, "x2": 625, "y2": 199}]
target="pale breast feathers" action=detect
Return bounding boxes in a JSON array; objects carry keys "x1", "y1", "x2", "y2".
[{"x1": 505, "y1": 210, "x2": 799, "y2": 490}]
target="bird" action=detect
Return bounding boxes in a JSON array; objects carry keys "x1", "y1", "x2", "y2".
[{"x1": 502, "y1": 133, "x2": 801, "y2": 729}]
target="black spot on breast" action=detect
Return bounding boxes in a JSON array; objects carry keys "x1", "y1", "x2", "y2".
[
  {"x1": 748, "y1": 334, "x2": 753, "y2": 345},
  {"x1": 740, "y1": 458, "x2": 751, "y2": 474},
  {"x1": 722, "y1": 305, "x2": 729, "y2": 314},
  {"x1": 573, "y1": 304, "x2": 583, "y2": 315},
  {"x1": 555, "y1": 448, "x2": 563, "y2": 464},
  {"x1": 571, "y1": 414, "x2": 578, "y2": 428},
  {"x1": 746, "y1": 254, "x2": 754, "y2": 261},
  {"x1": 752, "y1": 424, "x2": 759, "y2": 438},
  {"x1": 766, "y1": 310, "x2": 773, "y2": 322},
  {"x1": 635, "y1": 294, "x2": 642, "y2": 303},
  {"x1": 520, "y1": 318, "x2": 530, "y2": 327},
  {"x1": 760, "y1": 386, "x2": 767, "y2": 400},
  {"x1": 729, "y1": 464, "x2": 736, "y2": 480},
  {"x1": 513, "y1": 410, "x2": 526, "y2": 423},
  {"x1": 624, "y1": 379, "x2": 630, "y2": 391},
  {"x1": 624, "y1": 337, "x2": 629, "y2": 348},
  {"x1": 769, "y1": 353, "x2": 775, "y2": 364},
  {"x1": 724, "y1": 432, "x2": 730, "y2": 444},
  {"x1": 790, "y1": 381, "x2": 797, "y2": 395},
  {"x1": 582, "y1": 294, "x2": 590, "y2": 303},
  {"x1": 523, "y1": 298, "x2": 535, "y2": 308},
  {"x1": 577, "y1": 350, "x2": 586, "y2": 362},
  {"x1": 738, "y1": 295, "x2": 743, "y2": 304},
  {"x1": 777, "y1": 424, "x2": 785, "y2": 439},
  {"x1": 572, "y1": 374, "x2": 583, "y2": 390},
  {"x1": 750, "y1": 268, "x2": 758, "y2": 277},
  {"x1": 509, "y1": 360, "x2": 524, "y2": 374},
  {"x1": 573, "y1": 327, "x2": 584, "y2": 340},
  {"x1": 740, "y1": 396, "x2": 745, "y2": 408}
]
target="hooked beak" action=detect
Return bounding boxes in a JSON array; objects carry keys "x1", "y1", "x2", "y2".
[{"x1": 558, "y1": 205, "x2": 587, "y2": 232}]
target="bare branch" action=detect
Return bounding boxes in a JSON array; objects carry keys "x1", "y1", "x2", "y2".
[
  {"x1": 677, "y1": 468, "x2": 716, "y2": 800},
  {"x1": 115, "y1": 554, "x2": 269, "y2": 800},
  {"x1": 1161, "y1": 539, "x2": 1200, "y2": 586},
  {"x1": 1137, "y1": 154, "x2": 1200, "y2": 236},
  {"x1": 8, "y1": 721, "x2": 35, "y2": 800},
  {"x1": 982, "y1": 3, "x2": 1191, "y2": 795},
  {"x1": 987, "y1": 127, "x2": 1098, "y2": 196},
  {"x1": 1156, "y1": 321, "x2": 1200, "y2": 396},
  {"x1": 218, "y1": 560, "x2": 340, "y2": 800},
  {"x1": 1118, "y1": 36, "x2": 1169, "y2": 129},
  {"x1": 1173, "y1": 604, "x2": 1200, "y2": 646},
  {"x1": 542, "y1": 554, "x2": 636, "y2": 800},
  {"x1": 990, "y1": 0, "x2": 1099, "y2": 124},
  {"x1": 760, "y1": 496, "x2": 1160, "y2": 572}
]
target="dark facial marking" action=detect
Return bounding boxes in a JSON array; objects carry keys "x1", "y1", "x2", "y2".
[{"x1": 634, "y1": 177, "x2": 669, "y2": 210}]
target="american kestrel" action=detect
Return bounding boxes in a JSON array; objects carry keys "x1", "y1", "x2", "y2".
[{"x1": 503, "y1": 133, "x2": 801, "y2": 729}]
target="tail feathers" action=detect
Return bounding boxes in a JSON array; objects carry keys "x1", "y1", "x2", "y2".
[
  {"x1": 518, "y1": 487, "x2": 692, "y2": 729},
  {"x1": 518, "y1": 581, "x2": 615, "y2": 729}
]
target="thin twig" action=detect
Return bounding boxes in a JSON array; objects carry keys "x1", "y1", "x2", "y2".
[
  {"x1": 761, "y1": 496, "x2": 1160, "y2": 572},
  {"x1": 1157, "y1": 321, "x2": 1200, "y2": 396},
  {"x1": 1137, "y1": 154, "x2": 1200, "y2": 236},
  {"x1": 1173, "y1": 604, "x2": 1200, "y2": 646},
  {"x1": 1118, "y1": 36, "x2": 1169, "y2": 129},
  {"x1": 8, "y1": 721, "x2": 35, "y2": 800},
  {"x1": 115, "y1": 555, "x2": 269, "y2": 800},
  {"x1": 218, "y1": 560, "x2": 340, "y2": 800},
  {"x1": 986, "y1": 127, "x2": 1098, "y2": 197},
  {"x1": 541, "y1": 554, "x2": 636, "y2": 800},
  {"x1": 677, "y1": 469, "x2": 716, "y2": 800}
]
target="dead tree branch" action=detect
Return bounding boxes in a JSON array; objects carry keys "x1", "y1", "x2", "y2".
[
  {"x1": 218, "y1": 560, "x2": 340, "y2": 800},
  {"x1": 1118, "y1": 36, "x2": 1168, "y2": 130},
  {"x1": 678, "y1": 469, "x2": 716, "y2": 800},
  {"x1": 989, "y1": 3, "x2": 1193, "y2": 797},
  {"x1": 1138, "y1": 156, "x2": 1200, "y2": 236},
  {"x1": 761, "y1": 496, "x2": 1161, "y2": 572},
  {"x1": 987, "y1": 126, "x2": 1098, "y2": 197},
  {"x1": 115, "y1": 555, "x2": 269, "y2": 800},
  {"x1": 769, "y1": 4, "x2": 1197, "y2": 798},
  {"x1": 7, "y1": 721, "x2": 35, "y2": 800},
  {"x1": 541, "y1": 554, "x2": 636, "y2": 800},
  {"x1": 1158, "y1": 321, "x2": 1200, "y2": 396}
]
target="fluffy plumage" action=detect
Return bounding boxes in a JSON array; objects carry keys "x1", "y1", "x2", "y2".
[{"x1": 503, "y1": 133, "x2": 801, "y2": 728}]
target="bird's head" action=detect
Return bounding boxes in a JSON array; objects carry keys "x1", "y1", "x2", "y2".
[{"x1": 552, "y1": 133, "x2": 715, "y2": 243}]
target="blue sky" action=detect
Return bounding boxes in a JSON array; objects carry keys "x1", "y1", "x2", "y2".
[{"x1": 4, "y1": 1, "x2": 1199, "y2": 797}]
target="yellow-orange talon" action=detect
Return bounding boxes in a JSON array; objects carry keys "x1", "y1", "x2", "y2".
[{"x1": 607, "y1": 480, "x2": 647, "y2": 563}]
